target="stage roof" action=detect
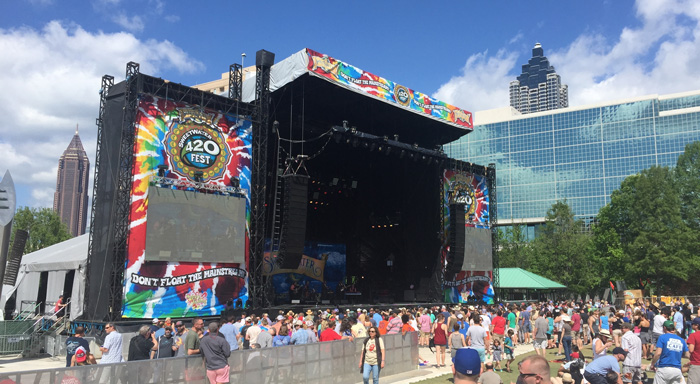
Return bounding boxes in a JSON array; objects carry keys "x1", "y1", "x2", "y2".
[
  {"x1": 496, "y1": 268, "x2": 566, "y2": 290},
  {"x1": 242, "y1": 48, "x2": 473, "y2": 147}
]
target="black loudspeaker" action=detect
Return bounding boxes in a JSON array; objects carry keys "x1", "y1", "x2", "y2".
[
  {"x1": 446, "y1": 203, "x2": 466, "y2": 278},
  {"x1": 279, "y1": 174, "x2": 309, "y2": 269},
  {"x1": 256, "y1": 50, "x2": 275, "y2": 67}
]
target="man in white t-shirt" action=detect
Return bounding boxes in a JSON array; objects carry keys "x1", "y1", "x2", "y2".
[{"x1": 246, "y1": 317, "x2": 262, "y2": 346}]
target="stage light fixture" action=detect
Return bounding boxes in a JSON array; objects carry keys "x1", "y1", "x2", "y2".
[
  {"x1": 332, "y1": 178, "x2": 339, "y2": 185},
  {"x1": 230, "y1": 177, "x2": 240, "y2": 188},
  {"x1": 343, "y1": 120, "x2": 349, "y2": 129},
  {"x1": 157, "y1": 164, "x2": 168, "y2": 177},
  {"x1": 193, "y1": 171, "x2": 204, "y2": 183},
  {"x1": 350, "y1": 126, "x2": 357, "y2": 134},
  {"x1": 351, "y1": 181, "x2": 357, "y2": 189},
  {"x1": 272, "y1": 121, "x2": 279, "y2": 133},
  {"x1": 399, "y1": 150, "x2": 406, "y2": 159},
  {"x1": 413, "y1": 143, "x2": 419, "y2": 149},
  {"x1": 369, "y1": 142, "x2": 377, "y2": 151},
  {"x1": 385, "y1": 147, "x2": 392, "y2": 156},
  {"x1": 394, "y1": 134, "x2": 399, "y2": 141},
  {"x1": 383, "y1": 135, "x2": 389, "y2": 143}
]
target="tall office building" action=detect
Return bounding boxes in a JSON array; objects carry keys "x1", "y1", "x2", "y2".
[
  {"x1": 53, "y1": 126, "x2": 90, "y2": 237},
  {"x1": 446, "y1": 90, "x2": 700, "y2": 239},
  {"x1": 509, "y1": 43, "x2": 568, "y2": 114}
]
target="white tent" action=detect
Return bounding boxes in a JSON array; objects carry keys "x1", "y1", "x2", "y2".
[{"x1": 0, "y1": 234, "x2": 88, "y2": 320}]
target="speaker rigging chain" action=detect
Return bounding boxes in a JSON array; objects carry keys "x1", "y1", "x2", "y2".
[
  {"x1": 277, "y1": 131, "x2": 333, "y2": 163},
  {"x1": 277, "y1": 128, "x2": 333, "y2": 144}
]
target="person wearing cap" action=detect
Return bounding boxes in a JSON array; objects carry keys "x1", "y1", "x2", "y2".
[
  {"x1": 592, "y1": 330, "x2": 613, "y2": 360},
  {"x1": 71, "y1": 346, "x2": 90, "y2": 367},
  {"x1": 561, "y1": 315, "x2": 573, "y2": 362},
  {"x1": 583, "y1": 347, "x2": 627, "y2": 384},
  {"x1": 651, "y1": 320, "x2": 689, "y2": 384},
  {"x1": 620, "y1": 322, "x2": 642, "y2": 384},
  {"x1": 155, "y1": 326, "x2": 176, "y2": 359},
  {"x1": 150, "y1": 318, "x2": 160, "y2": 333},
  {"x1": 65, "y1": 326, "x2": 92, "y2": 367},
  {"x1": 685, "y1": 317, "x2": 700, "y2": 384},
  {"x1": 99, "y1": 323, "x2": 123, "y2": 364},
  {"x1": 453, "y1": 347, "x2": 481, "y2": 384},
  {"x1": 200, "y1": 322, "x2": 231, "y2": 384}
]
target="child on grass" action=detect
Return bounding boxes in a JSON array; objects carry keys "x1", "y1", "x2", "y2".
[
  {"x1": 504, "y1": 329, "x2": 515, "y2": 372},
  {"x1": 492, "y1": 339, "x2": 503, "y2": 371}
]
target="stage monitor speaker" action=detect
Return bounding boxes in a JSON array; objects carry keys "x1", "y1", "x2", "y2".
[
  {"x1": 279, "y1": 174, "x2": 309, "y2": 269},
  {"x1": 446, "y1": 203, "x2": 466, "y2": 278}
]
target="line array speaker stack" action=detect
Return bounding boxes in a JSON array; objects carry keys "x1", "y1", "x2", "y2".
[
  {"x1": 279, "y1": 174, "x2": 309, "y2": 269},
  {"x1": 446, "y1": 203, "x2": 466, "y2": 279}
]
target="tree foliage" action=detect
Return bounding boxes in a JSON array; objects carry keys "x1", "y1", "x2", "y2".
[
  {"x1": 527, "y1": 201, "x2": 598, "y2": 295},
  {"x1": 497, "y1": 224, "x2": 531, "y2": 269},
  {"x1": 10, "y1": 207, "x2": 72, "y2": 254}
]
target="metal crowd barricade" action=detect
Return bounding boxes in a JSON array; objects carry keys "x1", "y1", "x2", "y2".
[{"x1": 0, "y1": 332, "x2": 418, "y2": 384}]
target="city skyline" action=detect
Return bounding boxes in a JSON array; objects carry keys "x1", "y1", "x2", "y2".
[
  {"x1": 509, "y1": 43, "x2": 569, "y2": 114},
  {"x1": 3, "y1": 0, "x2": 700, "y2": 208}
]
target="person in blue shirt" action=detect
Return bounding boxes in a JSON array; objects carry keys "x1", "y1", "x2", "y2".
[
  {"x1": 651, "y1": 320, "x2": 689, "y2": 384},
  {"x1": 584, "y1": 347, "x2": 627, "y2": 384}
]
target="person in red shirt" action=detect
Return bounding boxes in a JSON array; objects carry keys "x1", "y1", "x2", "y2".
[
  {"x1": 571, "y1": 309, "x2": 582, "y2": 348},
  {"x1": 491, "y1": 310, "x2": 507, "y2": 345},
  {"x1": 378, "y1": 313, "x2": 389, "y2": 336},
  {"x1": 320, "y1": 319, "x2": 353, "y2": 342},
  {"x1": 686, "y1": 318, "x2": 700, "y2": 384}
]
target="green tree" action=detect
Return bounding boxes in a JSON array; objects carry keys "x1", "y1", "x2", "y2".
[
  {"x1": 10, "y1": 207, "x2": 72, "y2": 254},
  {"x1": 527, "y1": 201, "x2": 598, "y2": 295},
  {"x1": 594, "y1": 166, "x2": 698, "y2": 293},
  {"x1": 497, "y1": 224, "x2": 532, "y2": 268},
  {"x1": 675, "y1": 141, "x2": 700, "y2": 230}
]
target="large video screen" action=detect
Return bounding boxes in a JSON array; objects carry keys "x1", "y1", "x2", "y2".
[
  {"x1": 145, "y1": 187, "x2": 246, "y2": 263},
  {"x1": 461, "y1": 226, "x2": 493, "y2": 271},
  {"x1": 124, "y1": 94, "x2": 251, "y2": 318}
]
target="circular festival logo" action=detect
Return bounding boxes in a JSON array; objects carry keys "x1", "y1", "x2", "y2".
[
  {"x1": 165, "y1": 123, "x2": 230, "y2": 181},
  {"x1": 451, "y1": 177, "x2": 477, "y2": 217},
  {"x1": 394, "y1": 84, "x2": 411, "y2": 107}
]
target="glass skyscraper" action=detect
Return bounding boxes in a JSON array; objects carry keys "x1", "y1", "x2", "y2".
[
  {"x1": 445, "y1": 90, "x2": 700, "y2": 235},
  {"x1": 509, "y1": 43, "x2": 568, "y2": 114}
]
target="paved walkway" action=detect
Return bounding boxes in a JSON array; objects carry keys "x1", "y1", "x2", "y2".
[{"x1": 377, "y1": 342, "x2": 535, "y2": 384}]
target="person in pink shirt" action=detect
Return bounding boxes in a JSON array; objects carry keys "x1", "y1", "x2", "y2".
[{"x1": 419, "y1": 310, "x2": 432, "y2": 347}]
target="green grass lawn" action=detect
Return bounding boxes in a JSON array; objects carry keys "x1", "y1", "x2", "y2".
[{"x1": 413, "y1": 340, "x2": 685, "y2": 384}]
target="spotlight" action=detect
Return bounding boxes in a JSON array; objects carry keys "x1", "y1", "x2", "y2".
[
  {"x1": 272, "y1": 121, "x2": 279, "y2": 133},
  {"x1": 343, "y1": 120, "x2": 349, "y2": 129},
  {"x1": 413, "y1": 143, "x2": 419, "y2": 149},
  {"x1": 383, "y1": 135, "x2": 389, "y2": 143},
  {"x1": 350, "y1": 126, "x2": 357, "y2": 134},
  {"x1": 193, "y1": 171, "x2": 204, "y2": 183},
  {"x1": 230, "y1": 177, "x2": 240, "y2": 188},
  {"x1": 394, "y1": 134, "x2": 399, "y2": 141},
  {"x1": 157, "y1": 164, "x2": 168, "y2": 177}
]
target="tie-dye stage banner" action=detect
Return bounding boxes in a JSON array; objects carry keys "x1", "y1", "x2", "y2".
[
  {"x1": 443, "y1": 169, "x2": 490, "y2": 228},
  {"x1": 306, "y1": 49, "x2": 473, "y2": 130},
  {"x1": 442, "y1": 169, "x2": 493, "y2": 303},
  {"x1": 123, "y1": 95, "x2": 251, "y2": 318}
]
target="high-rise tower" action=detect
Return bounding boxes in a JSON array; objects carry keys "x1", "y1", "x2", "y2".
[
  {"x1": 509, "y1": 43, "x2": 568, "y2": 114},
  {"x1": 53, "y1": 125, "x2": 90, "y2": 236}
]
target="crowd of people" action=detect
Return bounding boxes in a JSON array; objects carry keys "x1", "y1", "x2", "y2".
[{"x1": 60, "y1": 298, "x2": 700, "y2": 384}]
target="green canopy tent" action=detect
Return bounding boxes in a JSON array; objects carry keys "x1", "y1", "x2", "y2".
[{"x1": 496, "y1": 268, "x2": 566, "y2": 302}]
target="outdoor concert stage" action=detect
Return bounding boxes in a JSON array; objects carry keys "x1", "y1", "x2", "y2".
[{"x1": 83, "y1": 48, "x2": 496, "y2": 322}]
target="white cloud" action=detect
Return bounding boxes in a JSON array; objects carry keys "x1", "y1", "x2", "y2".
[
  {"x1": 434, "y1": 0, "x2": 700, "y2": 113},
  {"x1": 112, "y1": 13, "x2": 145, "y2": 33},
  {"x1": 0, "y1": 21, "x2": 204, "y2": 207}
]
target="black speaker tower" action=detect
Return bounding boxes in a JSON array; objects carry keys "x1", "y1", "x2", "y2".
[
  {"x1": 279, "y1": 174, "x2": 309, "y2": 269},
  {"x1": 446, "y1": 203, "x2": 466, "y2": 279}
]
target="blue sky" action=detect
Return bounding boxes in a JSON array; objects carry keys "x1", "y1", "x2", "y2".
[{"x1": 2, "y1": 0, "x2": 700, "y2": 209}]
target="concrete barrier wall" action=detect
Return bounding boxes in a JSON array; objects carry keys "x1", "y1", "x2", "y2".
[{"x1": 1, "y1": 332, "x2": 419, "y2": 384}]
